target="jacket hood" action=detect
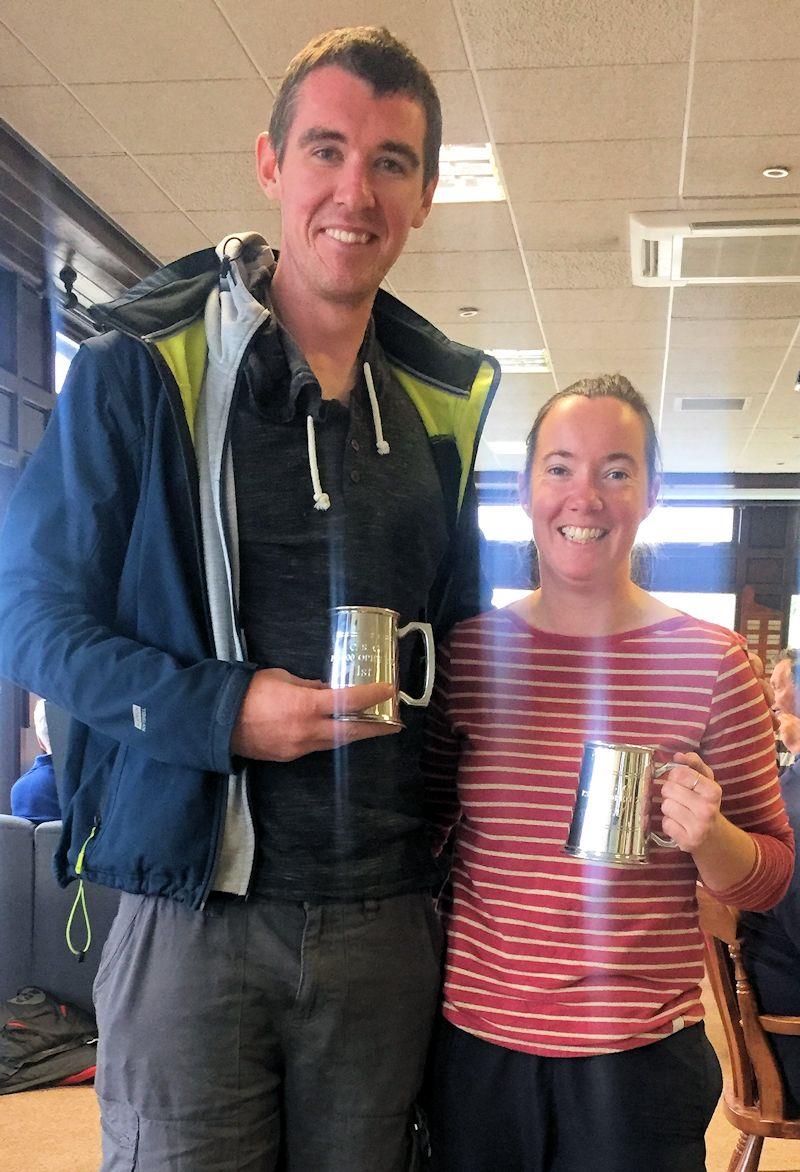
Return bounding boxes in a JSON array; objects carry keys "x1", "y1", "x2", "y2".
[{"x1": 89, "y1": 233, "x2": 495, "y2": 398}]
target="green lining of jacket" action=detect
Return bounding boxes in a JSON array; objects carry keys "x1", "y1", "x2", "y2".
[
  {"x1": 155, "y1": 319, "x2": 208, "y2": 441},
  {"x1": 153, "y1": 320, "x2": 491, "y2": 512}
]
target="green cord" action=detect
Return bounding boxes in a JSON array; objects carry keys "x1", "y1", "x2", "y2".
[{"x1": 65, "y1": 825, "x2": 96, "y2": 961}]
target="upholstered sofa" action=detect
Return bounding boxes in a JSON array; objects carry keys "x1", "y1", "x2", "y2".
[{"x1": 0, "y1": 815, "x2": 119, "y2": 1013}]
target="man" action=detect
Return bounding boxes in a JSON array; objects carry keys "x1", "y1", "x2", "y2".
[
  {"x1": 741, "y1": 647, "x2": 800, "y2": 1111},
  {"x1": 10, "y1": 698, "x2": 59, "y2": 824},
  {"x1": 0, "y1": 27, "x2": 498, "y2": 1171}
]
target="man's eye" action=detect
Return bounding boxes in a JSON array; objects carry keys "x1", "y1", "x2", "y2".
[
  {"x1": 313, "y1": 147, "x2": 340, "y2": 162},
  {"x1": 607, "y1": 469, "x2": 630, "y2": 481},
  {"x1": 378, "y1": 157, "x2": 406, "y2": 174}
]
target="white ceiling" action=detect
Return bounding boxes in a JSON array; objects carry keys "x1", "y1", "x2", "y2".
[{"x1": 2, "y1": 0, "x2": 800, "y2": 475}]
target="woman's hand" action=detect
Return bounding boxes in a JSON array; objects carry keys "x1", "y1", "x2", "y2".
[
  {"x1": 660, "y1": 750, "x2": 758, "y2": 891},
  {"x1": 659, "y1": 751, "x2": 721, "y2": 853}
]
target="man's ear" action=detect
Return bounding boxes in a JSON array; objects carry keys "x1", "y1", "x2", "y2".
[
  {"x1": 256, "y1": 133, "x2": 281, "y2": 202},
  {"x1": 411, "y1": 174, "x2": 438, "y2": 230}
]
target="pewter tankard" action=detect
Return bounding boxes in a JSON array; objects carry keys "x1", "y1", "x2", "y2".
[
  {"x1": 564, "y1": 741, "x2": 680, "y2": 866},
  {"x1": 330, "y1": 606, "x2": 435, "y2": 728}
]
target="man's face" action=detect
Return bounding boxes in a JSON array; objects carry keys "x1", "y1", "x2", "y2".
[
  {"x1": 256, "y1": 65, "x2": 436, "y2": 310},
  {"x1": 770, "y1": 658, "x2": 797, "y2": 717}
]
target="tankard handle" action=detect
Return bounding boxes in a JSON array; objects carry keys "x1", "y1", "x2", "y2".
[
  {"x1": 397, "y1": 621, "x2": 435, "y2": 707},
  {"x1": 650, "y1": 762, "x2": 680, "y2": 850}
]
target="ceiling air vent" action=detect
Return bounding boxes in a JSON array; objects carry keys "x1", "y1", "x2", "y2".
[
  {"x1": 630, "y1": 211, "x2": 800, "y2": 287},
  {"x1": 676, "y1": 397, "x2": 747, "y2": 412}
]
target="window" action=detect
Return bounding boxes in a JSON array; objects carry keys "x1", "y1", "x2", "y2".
[
  {"x1": 789, "y1": 595, "x2": 800, "y2": 649},
  {"x1": 54, "y1": 332, "x2": 79, "y2": 395},
  {"x1": 651, "y1": 592, "x2": 737, "y2": 629},
  {"x1": 478, "y1": 504, "x2": 734, "y2": 545}
]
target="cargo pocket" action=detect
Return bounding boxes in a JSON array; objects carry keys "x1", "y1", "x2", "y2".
[{"x1": 98, "y1": 1097, "x2": 139, "y2": 1170}]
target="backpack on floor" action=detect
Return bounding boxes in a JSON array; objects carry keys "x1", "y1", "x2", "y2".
[{"x1": 0, "y1": 986, "x2": 97, "y2": 1094}]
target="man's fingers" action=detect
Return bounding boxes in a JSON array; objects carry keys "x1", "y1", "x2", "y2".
[{"x1": 325, "y1": 682, "x2": 396, "y2": 715}]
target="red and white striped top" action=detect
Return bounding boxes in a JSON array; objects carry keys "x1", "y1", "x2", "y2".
[{"x1": 423, "y1": 609, "x2": 794, "y2": 1058}]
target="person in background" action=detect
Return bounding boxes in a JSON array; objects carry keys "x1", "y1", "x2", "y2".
[
  {"x1": 741, "y1": 647, "x2": 800, "y2": 1112},
  {"x1": 772, "y1": 647, "x2": 800, "y2": 770},
  {"x1": 422, "y1": 374, "x2": 793, "y2": 1172},
  {"x1": 10, "y1": 697, "x2": 59, "y2": 824},
  {"x1": 0, "y1": 26, "x2": 498, "y2": 1171}
]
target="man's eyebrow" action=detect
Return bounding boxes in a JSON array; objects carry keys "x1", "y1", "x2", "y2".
[{"x1": 297, "y1": 127, "x2": 347, "y2": 149}]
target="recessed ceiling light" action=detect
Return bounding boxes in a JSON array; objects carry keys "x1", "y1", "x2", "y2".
[
  {"x1": 458, "y1": 306, "x2": 480, "y2": 318},
  {"x1": 434, "y1": 144, "x2": 505, "y2": 204},
  {"x1": 762, "y1": 165, "x2": 790, "y2": 179},
  {"x1": 486, "y1": 348, "x2": 551, "y2": 374}
]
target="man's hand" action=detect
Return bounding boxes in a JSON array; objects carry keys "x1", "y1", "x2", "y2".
[
  {"x1": 746, "y1": 650, "x2": 779, "y2": 732},
  {"x1": 230, "y1": 668, "x2": 399, "y2": 762},
  {"x1": 779, "y1": 712, "x2": 800, "y2": 756}
]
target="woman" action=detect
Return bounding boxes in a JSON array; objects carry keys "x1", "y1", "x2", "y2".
[{"x1": 423, "y1": 375, "x2": 793, "y2": 1172}]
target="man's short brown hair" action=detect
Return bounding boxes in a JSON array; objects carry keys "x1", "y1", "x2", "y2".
[{"x1": 268, "y1": 26, "x2": 442, "y2": 187}]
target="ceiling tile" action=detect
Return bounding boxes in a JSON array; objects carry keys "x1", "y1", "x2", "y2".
[
  {"x1": 513, "y1": 198, "x2": 676, "y2": 252},
  {"x1": 405, "y1": 203, "x2": 517, "y2": 254},
  {"x1": 526, "y1": 251, "x2": 631, "y2": 289},
  {"x1": 695, "y1": 0, "x2": 800, "y2": 61},
  {"x1": 446, "y1": 321, "x2": 546, "y2": 350},
  {"x1": 664, "y1": 369, "x2": 776, "y2": 396},
  {"x1": 53, "y1": 155, "x2": 175, "y2": 213},
  {"x1": 480, "y1": 64, "x2": 687, "y2": 144},
  {"x1": 672, "y1": 285, "x2": 800, "y2": 320},
  {"x1": 71, "y1": 80, "x2": 273, "y2": 155},
  {"x1": 3, "y1": 0, "x2": 256, "y2": 83},
  {"x1": 689, "y1": 62, "x2": 800, "y2": 139},
  {"x1": 1, "y1": 86, "x2": 120, "y2": 156},
  {"x1": 401, "y1": 289, "x2": 536, "y2": 325},
  {"x1": 457, "y1": 0, "x2": 693, "y2": 68},
  {"x1": 218, "y1": 0, "x2": 468, "y2": 73},
  {"x1": 0, "y1": 25, "x2": 53, "y2": 84},
  {"x1": 190, "y1": 208, "x2": 284, "y2": 250},
  {"x1": 549, "y1": 347, "x2": 666, "y2": 374},
  {"x1": 668, "y1": 346, "x2": 789, "y2": 374},
  {"x1": 499, "y1": 139, "x2": 682, "y2": 202},
  {"x1": 684, "y1": 136, "x2": 800, "y2": 199},
  {"x1": 546, "y1": 319, "x2": 666, "y2": 350},
  {"x1": 389, "y1": 250, "x2": 528, "y2": 292},
  {"x1": 671, "y1": 318, "x2": 798, "y2": 348},
  {"x1": 433, "y1": 72, "x2": 488, "y2": 144},
  {"x1": 137, "y1": 152, "x2": 262, "y2": 211},
  {"x1": 115, "y1": 212, "x2": 212, "y2": 262},
  {"x1": 537, "y1": 287, "x2": 670, "y2": 322}
]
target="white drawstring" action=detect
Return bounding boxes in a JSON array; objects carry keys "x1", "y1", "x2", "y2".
[
  {"x1": 304, "y1": 360, "x2": 390, "y2": 510},
  {"x1": 306, "y1": 415, "x2": 331, "y2": 511},
  {"x1": 363, "y1": 361, "x2": 390, "y2": 455}
]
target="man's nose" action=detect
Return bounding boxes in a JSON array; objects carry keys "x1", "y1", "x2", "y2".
[{"x1": 335, "y1": 160, "x2": 376, "y2": 210}]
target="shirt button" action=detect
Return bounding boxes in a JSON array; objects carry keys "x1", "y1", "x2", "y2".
[
  {"x1": 349, "y1": 469, "x2": 361, "y2": 484},
  {"x1": 350, "y1": 438, "x2": 360, "y2": 452}
]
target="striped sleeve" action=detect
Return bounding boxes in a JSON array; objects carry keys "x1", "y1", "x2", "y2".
[
  {"x1": 698, "y1": 641, "x2": 794, "y2": 910},
  {"x1": 422, "y1": 637, "x2": 462, "y2": 855}
]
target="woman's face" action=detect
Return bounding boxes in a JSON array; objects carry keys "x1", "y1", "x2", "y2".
[{"x1": 521, "y1": 395, "x2": 658, "y2": 592}]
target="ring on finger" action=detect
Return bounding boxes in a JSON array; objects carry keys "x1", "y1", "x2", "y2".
[{"x1": 691, "y1": 773, "x2": 701, "y2": 791}]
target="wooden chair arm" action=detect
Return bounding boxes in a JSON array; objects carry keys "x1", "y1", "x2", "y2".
[{"x1": 760, "y1": 1016, "x2": 800, "y2": 1036}]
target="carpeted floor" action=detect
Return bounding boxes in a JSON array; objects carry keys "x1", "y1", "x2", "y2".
[{"x1": 2, "y1": 982, "x2": 800, "y2": 1171}]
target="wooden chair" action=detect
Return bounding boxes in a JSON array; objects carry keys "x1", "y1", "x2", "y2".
[{"x1": 697, "y1": 884, "x2": 800, "y2": 1171}]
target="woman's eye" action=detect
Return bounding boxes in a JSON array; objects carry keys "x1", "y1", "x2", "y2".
[{"x1": 546, "y1": 465, "x2": 568, "y2": 477}]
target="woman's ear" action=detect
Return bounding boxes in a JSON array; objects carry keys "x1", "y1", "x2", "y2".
[
  {"x1": 647, "y1": 476, "x2": 661, "y2": 513},
  {"x1": 518, "y1": 471, "x2": 531, "y2": 517}
]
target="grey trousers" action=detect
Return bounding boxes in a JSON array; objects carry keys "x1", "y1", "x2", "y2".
[{"x1": 93, "y1": 891, "x2": 443, "y2": 1171}]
